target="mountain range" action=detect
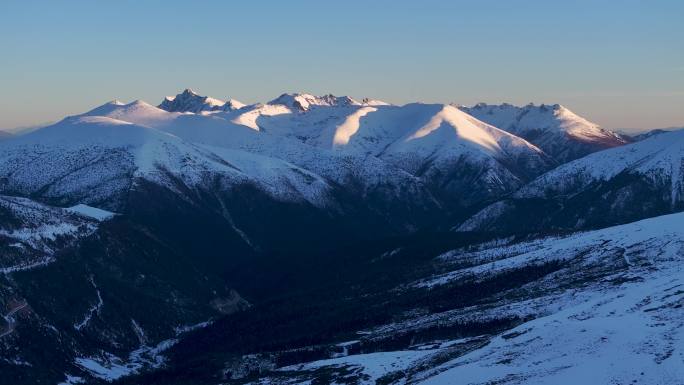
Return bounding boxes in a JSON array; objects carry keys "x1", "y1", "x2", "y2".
[{"x1": 0, "y1": 89, "x2": 681, "y2": 385}]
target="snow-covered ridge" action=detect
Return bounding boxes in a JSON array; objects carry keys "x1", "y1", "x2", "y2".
[
  {"x1": 227, "y1": 98, "x2": 552, "y2": 189},
  {"x1": 517, "y1": 128, "x2": 684, "y2": 202},
  {"x1": 455, "y1": 126, "x2": 684, "y2": 233},
  {"x1": 0, "y1": 110, "x2": 337, "y2": 211},
  {"x1": 460, "y1": 103, "x2": 628, "y2": 162}
]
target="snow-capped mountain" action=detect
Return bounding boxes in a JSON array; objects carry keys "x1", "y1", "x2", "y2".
[
  {"x1": 225, "y1": 94, "x2": 554, "y2": 204},
  {"x1": 458, "y1": 128, "x2": 684, "y2": 232},
  {"x1": 0, "y1": 90, "x2": 554, "y2": 225},
  {"x1": 158, "y1": 89, "x2": 245, "y2": 113},
  {"x1": 0, "y1": 97, "x2": 447, "y2": 252},
  {"x1": 461, "y1": 103, "x2": 628, "y2": 163},
  {"x1": 79, "y1": 98, "x2": 442, "y2": 218},
  {"x1": 0, "y1": 110, "x2": 260, "y2": 209}
]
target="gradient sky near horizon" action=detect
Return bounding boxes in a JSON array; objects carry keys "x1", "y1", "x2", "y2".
[{"x1": 1, "y1": 0, "x2": 682, "y2": 132}]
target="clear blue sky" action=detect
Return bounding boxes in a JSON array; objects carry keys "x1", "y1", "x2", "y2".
[{"x1": 1, "y1": 0, "x2": 682, "y2": 131}]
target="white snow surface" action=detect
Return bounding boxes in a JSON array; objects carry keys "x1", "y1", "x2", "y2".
[{"x1": 66, "y1": 204, "x2": 116, "y2": 221}]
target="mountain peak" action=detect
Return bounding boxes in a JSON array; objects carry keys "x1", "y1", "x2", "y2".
[
  {"x1": 158, "y1": 89, "x2": 246, "y2": 113},
  {"x1": 268, "y1": 93, "x2": 361, "y2": 111},
  {"x1": 159, "y1": 89, "x2": 227, "y2": 113},
  {"x1": 84, "y1": 99, "x2": 143, "y2": 117}
]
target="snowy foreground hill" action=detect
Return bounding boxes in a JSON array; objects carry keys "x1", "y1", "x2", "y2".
[
  {"x1": 251, "y1": 212, "x2": 684, "y2": 385},
  {"x1": 0, "y1": 89, "x2": 681, "y2": 385}
]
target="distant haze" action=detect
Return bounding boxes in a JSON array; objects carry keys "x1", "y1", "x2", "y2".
[{"x1": 1, "y1": 0, "x2": 682, "y2": 131}]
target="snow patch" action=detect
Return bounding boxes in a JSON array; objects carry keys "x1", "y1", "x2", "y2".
[{"x1": 66, "y1": 204, "x2": 116, "y2": 221}]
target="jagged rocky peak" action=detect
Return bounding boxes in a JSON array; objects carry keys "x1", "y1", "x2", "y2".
[
  {"x1": 268, "y1": 93, "x2": 361, "y2": 111},
  {"x1": 158, "y1": 89, "x2": 244, "y2": 113},
  {"x1": 222, "y1": 98, "x2": 246, "y2": 111}
]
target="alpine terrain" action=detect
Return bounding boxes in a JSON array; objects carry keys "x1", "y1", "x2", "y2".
[{"x1": 0, "y1": 89, "x2": 681, "y2": 385}]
